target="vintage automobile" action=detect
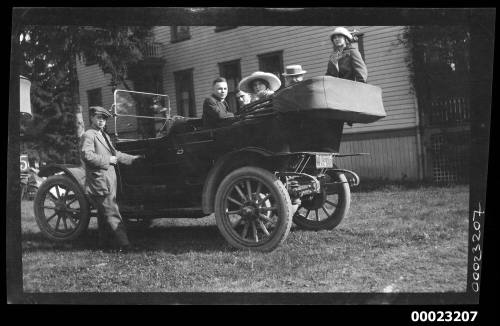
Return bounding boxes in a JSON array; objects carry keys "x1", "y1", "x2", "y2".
[{"x1": 33, "y1": 76, "x2": 386, "y2": 251}]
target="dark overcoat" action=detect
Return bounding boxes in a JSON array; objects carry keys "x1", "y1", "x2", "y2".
[
  {"x1": 202, "y1": 94, "x2": 234, "y2": 128},
  {"x1": 326, "y1": 46, "x2": 368, "y2": 83}
]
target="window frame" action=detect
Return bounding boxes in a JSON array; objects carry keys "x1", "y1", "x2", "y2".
[
  {"x1": 170, "y1": 26, "x2": 191, "y2": 43},
  {"x1": 86, "y1": 87, "x2": 103, "y2": 107},
  {"x1": 170, "y1": 25, "x2": 191, "y2": 43},
  {"x1": 257, "y1": 50, "x2": 285, "y2": 90},
  {"x1": 218, "y1": 59, "x2": 242, "y2": 113},
  {"x1": 214, "y1": 26, "x2": 237, "y2": 33},
  {"x1": 84, "y1": 53, "x2": 98, "y2": 66},
  {"x1": 173, "y1": 68, "x2": 196, "y2": 117}
]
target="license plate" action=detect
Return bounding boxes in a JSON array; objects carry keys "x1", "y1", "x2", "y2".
[{"x1": 315, "y1": 154, "x2": 333, "y2": 168}]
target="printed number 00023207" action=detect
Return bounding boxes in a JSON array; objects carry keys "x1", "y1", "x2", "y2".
[
  {"x1": 410, "y1": 311, "x2": 478, "y2": 322},
  {"x1": 471, "y1": 204, "x2": 484, "y2": 293}
]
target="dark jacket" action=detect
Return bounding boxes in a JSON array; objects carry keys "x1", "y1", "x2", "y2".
[
  {"x1": 326, "y1": 46, "x2": 368, "y2": 83},
  {"x1": 202, "y1": 94, "x2": 234, "y2": 128},
  {"x1": 80, "y1": 127, "x2": 136, "y2": 196}
]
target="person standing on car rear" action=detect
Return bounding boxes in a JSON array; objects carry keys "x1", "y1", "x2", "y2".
[
  {"x1": 202, "y1": 77, "x2": 234, "y2": 128},
  {"x1": 326, "y1": 27, "x2": 368, "y2": 83},
  {"x1": 80, "y1": 106, "x2": 142, "y2": 252}
]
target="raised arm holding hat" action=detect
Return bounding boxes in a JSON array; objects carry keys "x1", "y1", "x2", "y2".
[{"x1": 326, "y1": 27, "x2": 368, "y2": 83}]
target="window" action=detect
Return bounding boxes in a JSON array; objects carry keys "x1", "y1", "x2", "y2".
[
  {"x1": 215, "y1": 26, "x2": 237, "y2": 32},
  {"x1": 258, "y1": 51, "x2": 285, "y2": 90},
  {"x1": 87, "y1": 88, "x2": 102, "y2": 107},
  {"x1": 171, "y1": 26, "x2": 191, "y2": 43},
  {"x1": 84, "y1": 53, "x2": 98, "y2": 66},
  {"x1": 174, "y1": 69, "x2": 196, "y2": 117},
  {"x1": 218, "y1": 59, "x2": 242, "y2": 113}
]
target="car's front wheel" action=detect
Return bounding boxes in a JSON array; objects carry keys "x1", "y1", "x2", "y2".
[
  {"x1": 34, "y1": 175, "x2": 90, "y2": 241},
  {"x1": 214, "y1": 166, "x2": 293, "y2": 252}
]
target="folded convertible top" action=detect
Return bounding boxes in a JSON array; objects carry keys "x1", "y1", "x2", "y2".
[{"x1": 272, "y1": 76, "x2": 386, "y2": 123}]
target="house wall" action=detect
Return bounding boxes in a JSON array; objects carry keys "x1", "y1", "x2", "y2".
[
  {"x1": 77, "y1": 25, "x2": 422, "y2": 180},
  {"x1": 76, "y1": 59, "x2": 137, "y2": 137},
  {"x1": 339, "y1": 128, "x2": 420, "y2": 180},
  {"x1": 153, "y1": 25, "x2": 417, "y2": 135}
]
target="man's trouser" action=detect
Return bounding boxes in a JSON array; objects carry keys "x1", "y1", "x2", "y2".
[{"x1": 91, "y1": 193, "x2": 130, "y2": 248}]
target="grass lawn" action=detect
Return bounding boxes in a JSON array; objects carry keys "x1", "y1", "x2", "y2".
[{"x1": 20, "y1": 184, "x2": 469, "y2": 293}]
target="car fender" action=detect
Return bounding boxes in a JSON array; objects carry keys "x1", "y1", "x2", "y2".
[
  {"x1": 201, "y1": 147, "x2": 276, "y2": 214},
  {"x1": 38, "y1": 164, "x2": 86, "y2": 190}
]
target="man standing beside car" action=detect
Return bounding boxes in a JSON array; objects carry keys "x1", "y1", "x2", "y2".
[
  {"x1": 80, "y1": 106, "x2": 142, "y2": 252},
  {"x1": 202, "y1": 77, "x2": 234, "y2": 128}
]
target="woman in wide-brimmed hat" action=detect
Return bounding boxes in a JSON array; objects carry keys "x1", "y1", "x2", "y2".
[
  {"x1": 326, "y1": 27, "x2": 368, "y2": 83},
  {"x1": 238, "y1": 71, "x2": 281, "y2": 103}
]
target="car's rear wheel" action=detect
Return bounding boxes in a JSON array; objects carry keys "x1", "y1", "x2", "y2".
[
  {"x1": 34, "y1": 175, "x2": 90, "y2": 241},
  {"x1": 292, "y1": 172, "x2": 350, "y2": 230},
  {"x1": 214, "y1": 166, "x2": 293, "y2": 252}
]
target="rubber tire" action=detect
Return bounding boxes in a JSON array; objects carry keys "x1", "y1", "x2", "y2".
[
  {"x1": 34, "y1": 175, "x2": 90, "y2": 241},
  {"x1": 293, "y1": 172, "x2": 351, "y2": 230},
  {"x1": 214, "y1": 166, "x2": 293, "y2": 252}
]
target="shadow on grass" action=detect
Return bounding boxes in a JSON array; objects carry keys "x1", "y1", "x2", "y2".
[
  {"x1": 22, "y1": 224, "x2": 232, "y2": 254},
  {"x1": 352, "y1": 178, "x2": 469, "y2": 192},
  {"x1": 22, "y1": 223, "x2": 314, "y2": 254}
]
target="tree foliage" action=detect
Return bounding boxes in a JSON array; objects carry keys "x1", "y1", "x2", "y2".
[
  {"x1": 19, "y1": 25, "x2": 153, "y2": 163},
  {"x1": 399, "y1": 25, "x2": 471, "y2": 96},
  {"x1": 399, "y1": 26, "x2": 472, "y2": 183}
]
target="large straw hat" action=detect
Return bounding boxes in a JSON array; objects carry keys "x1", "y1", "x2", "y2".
[
  {"x1": 282, "y1": 65, "x2": 307, "y2": 76},
  {"x1": 329, "y1": 27, "x2": 353, "y2": 42},
  {"x1": 238, "y1": 71, "x2": 281, "y2": 93}
]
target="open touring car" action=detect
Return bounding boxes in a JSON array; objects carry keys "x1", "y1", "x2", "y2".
[{"x1": 34, "y1": 76, "x2": 386, "y2": 251}]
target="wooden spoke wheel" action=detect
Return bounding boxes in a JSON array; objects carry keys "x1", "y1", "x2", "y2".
[
  {"x1": 215, "y1": 166, "x2": 293, "y2": 252},
  {"x1": 293, "y1": 172, "x2": 350, "y2": 230},
  {"x1": 34, "y1": 175, "x2": 90, "y2": 241}
]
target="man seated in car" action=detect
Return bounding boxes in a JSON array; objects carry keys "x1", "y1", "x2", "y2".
[
  {"x1": 283, "y1": 64, "x2": 307, "y2": 87},
  {"x1": 202, "y1": 77, "x2": 234, "y2": 128}
]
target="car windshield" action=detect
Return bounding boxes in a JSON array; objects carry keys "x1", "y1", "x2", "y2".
[{"x1": 110, "y1": 90, "x2": 170, "y2": 140}]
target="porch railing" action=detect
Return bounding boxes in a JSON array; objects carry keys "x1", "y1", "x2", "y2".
[
  {"x1": 428, "y1": 96, "x2": 470, "y2": 126},
  {"x1": 143, "y1": 42, "x2": 163, "y2": 58}
]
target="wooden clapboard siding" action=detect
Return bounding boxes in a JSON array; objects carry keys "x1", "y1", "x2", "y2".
[
  {"x1": 78, "y1": 25, "x2": 417, "y2": 133},
  {"x1": 75, "y1": 58, "x2": 137, "y2": 136},
  {"x1": 76, "y1": 58, "x2": 110, "y2": 128},
  {"x1": 153, "y1": 26, "x2": 417, "y2": 132},
  {"x1": 338, "y1": 129, "x2": 419, "y2": 180},
  {"x1": 76, "y1": 25, "x2": 422, "y2": 179}
]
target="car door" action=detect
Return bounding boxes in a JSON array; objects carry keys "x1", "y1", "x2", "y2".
[
  {"x1": 114, "y1": 138, "x2": 155, "y2": 205},
  {"x1": 146, "y1": 127, "x2": 217, "y2": 208}
]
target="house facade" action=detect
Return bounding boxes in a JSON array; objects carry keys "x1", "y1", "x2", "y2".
[{"x1": 76, "y1": 26, "x2": 470, "y2": 182}]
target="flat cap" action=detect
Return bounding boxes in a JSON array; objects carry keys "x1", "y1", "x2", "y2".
[{"x1": 89, "y1": 106, "x2": 112, "y2": 118}]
